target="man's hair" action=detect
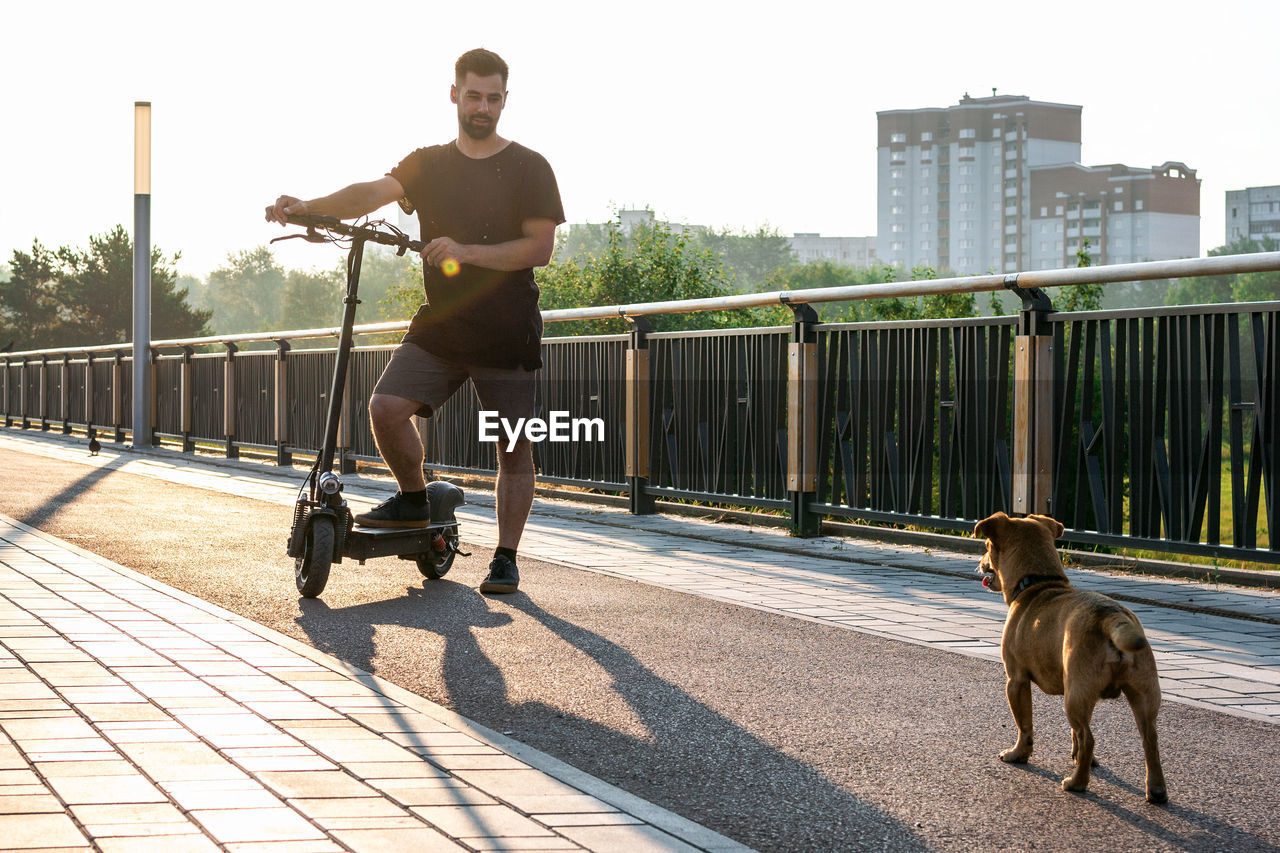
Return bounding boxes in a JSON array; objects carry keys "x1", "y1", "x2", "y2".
[{"x1": 455, "y1": 48, "x2": 509, "y2": 88}]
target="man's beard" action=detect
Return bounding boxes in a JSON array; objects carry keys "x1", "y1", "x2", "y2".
[{"x1": 460, "y1": 114, "x2": 496, "y2": 140}]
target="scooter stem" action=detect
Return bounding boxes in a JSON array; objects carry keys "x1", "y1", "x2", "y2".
[{"x1": 318, "y1": 237, "x2": 365, "y2": 477}]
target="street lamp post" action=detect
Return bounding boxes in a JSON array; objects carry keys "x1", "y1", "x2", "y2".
[{"x1": 133, "y1": 101, "x2": 151, "y2": 447}]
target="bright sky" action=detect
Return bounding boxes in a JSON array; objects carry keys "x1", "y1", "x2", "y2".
[{"x1": 3, "y1": 0, "x2": 1277, "y2": 280}]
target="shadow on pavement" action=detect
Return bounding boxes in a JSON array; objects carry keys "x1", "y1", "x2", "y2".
[
  {"x1": 294, "y1": 583, "x2": 931, "y2": 852},
  {"x1": 1085, "y1": 765, "x2": 1280, "y2": 853},
  {"x1": 996, "y1": 738, "x2": 1280, "y2": 852},
  {"x1": 11, "y1": 455, "x2": 127, "y2": 531}
]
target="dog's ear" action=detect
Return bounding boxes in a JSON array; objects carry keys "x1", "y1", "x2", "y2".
[
  {"x1": 974, "y1": 511, "x2": 1008, "y2": 541},
  {"x1": 1030, "y1": 514, "x2": 1065, "y2": 540}
]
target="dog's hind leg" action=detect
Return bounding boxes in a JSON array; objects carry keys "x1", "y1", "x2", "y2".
[
  {"x1": 1062, "y1": 689, "x2": 1097, "y2": 793},
  {"x1": 1000, "y1": 676, "x2": 1035, "y2": 763},
  {"x1": 1123, "y1": 684, "x2": 1168, "y2": 804}
]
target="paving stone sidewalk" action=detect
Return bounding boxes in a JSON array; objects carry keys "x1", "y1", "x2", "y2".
[
  {"x1": 0, "y1": 513, "x2": 748, "y2": 852},
  {"x1": 5, "y1": 429, "x2": 1280, "y2": 728}
]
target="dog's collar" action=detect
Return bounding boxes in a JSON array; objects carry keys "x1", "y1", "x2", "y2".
[{"x1": 1009, "y1": 573, "x2": 1068, "y2": 600}]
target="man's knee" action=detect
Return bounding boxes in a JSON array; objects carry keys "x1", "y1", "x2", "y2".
[
  {"x1": 497, "y1": 439, "x2": 533, "y2": 471},
  {"x1": 369, "y1": 393, "x2": 420, "y2": 430}
]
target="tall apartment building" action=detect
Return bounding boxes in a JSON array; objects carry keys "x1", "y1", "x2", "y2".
[
  {"x1": 1226, "y1": 185, "x2": 1280, "y2": 245},
  {"x1": 877, "y1": 93, "x2": 1199, "y2": 274},
  {"x1": 1028, "y1": 162, "x2": 1200, "y2": 268}
]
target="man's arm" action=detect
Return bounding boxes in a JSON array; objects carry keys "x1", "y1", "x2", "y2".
[
  {"x1": 264, "y1": 176, "x2": 405, "y2": 225},
  {"x1": 421, "y1": 217, "x2": 558, "y2": 272}
]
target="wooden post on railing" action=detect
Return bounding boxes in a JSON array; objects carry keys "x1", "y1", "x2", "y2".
[
  {"x1": 275, "y1": 339, "x2": 292, "y2": 467},
  {"x1": 180, "y1": 346, "x2": 195, "y2": 453},
  {"x1": 84, "y1": 353, "x2": 95, "y2": 436},
  {"x1": 626, "y1": 317, "x2": 654, "y2": 515},
  {"x1": 2, "y1": 358, "x2": 9, "y2": 427},
  {"x1": 17, "y1": 359, "x2": 28, "y2": 430},
  {"x1": 787, "y1": 303, "x2": 820, "y2": 537},
  {"x1": 59, "y1": 355, "x2": 71, "y2": 434},
  {"x1": 223, "y1": 342, "x2": 238, "y2": 459},
  {"x1": 111, "y1": 352, "x2": 125, "y2": 443},
  {"x1": 1007, "y1": 276, "x2": 1055, "y2": 517},
  {"x1": 38, "y1": 355, "x2": 49, "y2": 431},
  {"x1": 38, "y1": 356, "x2": 52, "y2": 431}
]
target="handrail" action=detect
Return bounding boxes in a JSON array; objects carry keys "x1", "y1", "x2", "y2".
[
  {"x1": 1, "y1": 322, "x2": 414, "y2": 359},
  {"x1": 5, "y1": 251, "x2": 1279, "y2": 359},
  {"x1": 541, "y1": 251, "x2": 1280, "y2": 322}
]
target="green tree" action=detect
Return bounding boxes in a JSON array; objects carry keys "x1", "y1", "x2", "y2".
[
  {"x1": 765, "y1": 260, "x2": 888, "y2": 322},
  {"x1": 177, "y1": 273, "x2": 208, "y2": 314},
  {"x1": 538, "y1": 219, "x2": 787, "y2": 336},
  {"x1": 1165, "y1": 271, "x2": 1233, "y2": 306},
  {"x1": 204, "y1": 247, "x2": 286, "y2": 333},
  {"x1": 1166, "y1": 236, "x2": 1280, "y2": 306},
  {"x1": 0, "y1": 228, "x2": 210, "y2": 350},
  {"x1": 1233, "y1": 266, "x2": 1280, "y2": 302},
  {"x1": 556, "y1": 213, "x2": 799, "y2": 294},
  {"x1": 554, "y1": 221, "x2": 613, "y2": 261},
  {"x1": 915, "y1": 265, "x2": 977, "y2": 319},
  {"x1": 54, "y1": 226, "x2": 210, "y2": 345},
  {"x1": 356, "y1": 246, "x2": 420, "y2": 316},
  {"x1": 1097, "y1": 279, "x2": 1174, "y2": 311},
  {"x1": 766, "y1": 261, "x2": 976, "y2": 322},
  {"x1": 0, "y1": 240, "x2": 61, "y2": 349},
  {"x1": 697, "y1": 226, "x2": 797, "y2": 292},
  {"x1": 1055, "y1": 237, "x2": 1103, "y2": 312},
  {"x1": 376, "y1": 254, "x2": 427, "y2": 322},
  {"x1": 1219, "y1": 236, "x2": 1279, "y2": 302},
  {"x1": 281, "y1": 267, "x2": 344, "y2": 330}
]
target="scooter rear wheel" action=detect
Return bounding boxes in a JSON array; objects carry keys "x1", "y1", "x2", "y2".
[
  {"x1": 416, "y1": 528, "x2": 458, "y2": 580},
  {"x1": 296, "y1": 516, "x2": 334, "y2": 598}
]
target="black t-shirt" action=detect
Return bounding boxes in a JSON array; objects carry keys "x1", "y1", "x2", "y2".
[{"x1": 389, "y1": 141, "x2": 565, "y2": 370}]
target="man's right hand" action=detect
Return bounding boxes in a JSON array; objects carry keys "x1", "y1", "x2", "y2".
[{"x1": 265, "y1": 195, "x2": 308, "y2": 225}]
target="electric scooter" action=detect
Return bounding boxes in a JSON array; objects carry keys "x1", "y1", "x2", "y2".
[{"x1": 276, "y1": 214, "x2": 468, "y2": 598}]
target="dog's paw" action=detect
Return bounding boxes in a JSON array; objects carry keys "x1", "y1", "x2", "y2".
[
  {"x1": 1061, "y1": 776, "x2": 1089, "y2": 793},
  {"x1": 1146, "y1": 786, "x2": 1169, "y2": 805},
  {"x1": 999, "y1": 748, "x2": 1030, "y2": 764}
]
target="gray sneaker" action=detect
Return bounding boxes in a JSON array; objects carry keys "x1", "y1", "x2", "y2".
[
  {"x1": 479, "y1": 554, "x2": 519, "y2": 594},
  {"x1": 353, "y1": 492, "x2": 431, "y2": 528}
]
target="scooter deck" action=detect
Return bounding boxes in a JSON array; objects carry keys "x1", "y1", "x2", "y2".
[{"x1": 344, "y1": 522, "x2": 456, "y2": 562}]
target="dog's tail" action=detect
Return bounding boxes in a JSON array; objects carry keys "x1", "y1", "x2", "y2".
[{"x1": 1104, "y1": 612, "x2": 1148, "y2": 653}]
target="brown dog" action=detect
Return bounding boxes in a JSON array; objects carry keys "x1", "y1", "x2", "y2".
[{"x1": 974, "y1": 511, "x2": 1168, "y2": 803}]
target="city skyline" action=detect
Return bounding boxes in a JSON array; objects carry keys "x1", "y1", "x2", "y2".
[{"x1": 2, "y1": 0, "x2": 1278, "y2": 280}]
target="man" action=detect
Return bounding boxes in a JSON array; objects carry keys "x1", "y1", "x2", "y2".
[{"x1": 265, "y1": 48, "x2": 564, "y2": 595}]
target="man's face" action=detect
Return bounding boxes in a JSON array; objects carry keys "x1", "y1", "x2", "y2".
[{"x1": 452, "y1": 72, "x2": 506, "y2": 140}]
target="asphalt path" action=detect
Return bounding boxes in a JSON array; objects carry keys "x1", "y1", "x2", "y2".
[{"x1": 5, "y1": 447, "x2": 1280, "y2": 852}]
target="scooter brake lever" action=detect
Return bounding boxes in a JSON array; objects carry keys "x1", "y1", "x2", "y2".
[{"x1": 270, "y1": 227, "x2": 329, "y2": 245}]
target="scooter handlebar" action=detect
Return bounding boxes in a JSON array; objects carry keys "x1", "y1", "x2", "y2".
[{"x1": 283, "y1": 213, "x2": 427, "y2": 255}]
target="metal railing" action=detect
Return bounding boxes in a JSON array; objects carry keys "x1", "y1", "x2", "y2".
[{"x1": 4, "y1": 252, "x2": 1279, "y2": 563}]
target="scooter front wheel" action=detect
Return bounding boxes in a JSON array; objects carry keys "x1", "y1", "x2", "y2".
[
  {"x1": 296, "y1": 515, "x2": 335, "y2": 598},
  {"x1": 416, "y1": 528, "x2": 458, "y2": 580}
]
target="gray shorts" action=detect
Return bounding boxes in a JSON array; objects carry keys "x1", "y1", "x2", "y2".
[{"x1": 372, "y1": 342, "x2": 536, "y2": 422}]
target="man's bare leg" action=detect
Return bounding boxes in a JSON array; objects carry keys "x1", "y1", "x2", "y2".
[
  {"x1": 480, "y1": 439, "x2": 533, "y2": 593},
  {"x1": 495, "y1": 439, "x2": 534, "y2": 550},
  {"x1": 368, "y1": 393, "x2": 427, "y2": 492}
]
